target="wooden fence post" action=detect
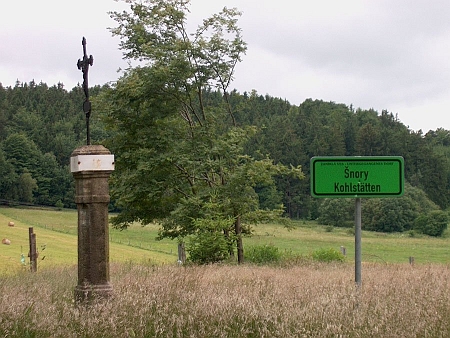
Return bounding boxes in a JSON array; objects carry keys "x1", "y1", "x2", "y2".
[
  {"x1": 178, "y1": 242, "x2": 186, "y2": 264},
  {"x1": 29, "y1": 227, "x2": 37, "y2": 272}
]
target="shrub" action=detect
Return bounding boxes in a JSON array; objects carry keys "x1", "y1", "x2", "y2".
[
  {"x1": 324, "y1": 225, "x2": 334, "y2": 232},
  {"x1": 186, "y1": 217, "x2": 234, "y2": 264},
  {"x1": 414, "y1": 210, "x2": 449, "y2": 237},
  {"x1": 346, "y1": 227, "x2": 355, "y2": 236},
  {"x1": 245, "y1": 244, "x2": 281, "y2": 265},
  {"x1": 362, "y1": 183, "x2": 439, "y2": 233},
  {"x1": 311, "y1": 248, "x2": 345, "y2": 262},
  {"x1": 408, "y1": 230, "x2": 418, "y2": 237},
  {"x1": 55, "y1": 199, "x2": 64, "y2": 210},
  {"x1": 362, "y1": 197, "x2": 417, "y2": 232}
]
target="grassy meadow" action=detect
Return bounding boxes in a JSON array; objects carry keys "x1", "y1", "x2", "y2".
[
  {"x1": 249, "y1": 222, "x2": 450, "y2": 264},
  {"x1": 0, "y1": 207, "x2": 177, "y2": 275},
  {"x1": 1, "y1": 207, "x2": 450, "y2": 337},
  {"x1": 1, "y1": 263, "x2": 450, "y2": 337},
  {"x1": 1, "y1": 206, "x2": 449, "y2": 275}
]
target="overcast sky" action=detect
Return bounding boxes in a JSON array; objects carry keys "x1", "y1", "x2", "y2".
[{"x1": 1, "y1": 0, "x2": 449, "y2": 132}]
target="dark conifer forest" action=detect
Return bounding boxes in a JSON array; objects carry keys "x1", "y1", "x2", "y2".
[{"x1": 1, "y1": 81, "x2": 449, "y2": 235}]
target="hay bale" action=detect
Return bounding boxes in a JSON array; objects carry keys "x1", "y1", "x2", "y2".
[
  {"x1": 8, "y1": 221, "x2": 14, "y2": 227},
  {"x1": 2, "y1": 238, "x2": 11, "y2": 245}
]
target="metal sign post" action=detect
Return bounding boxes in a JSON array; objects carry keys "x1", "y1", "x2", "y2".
[
  {"x1": 355, "y1": 198, "x2": 362, "y2": 286},
  {"x1": 310, "y1": 156, "x2": 404, "y2": 287}
]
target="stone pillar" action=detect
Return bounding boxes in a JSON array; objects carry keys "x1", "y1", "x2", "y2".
[{"x1": 70, "y1": 145, "x2": 114, "y2": 302}]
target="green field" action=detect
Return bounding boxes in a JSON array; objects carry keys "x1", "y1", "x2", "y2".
[
  {"x1": 0, "y1": 207, "x2": 177, "y2": 275},
  {"x1": 248, "y1": 221, "x2": 450, "y2": 264},
  {"x1": 0, "y1": 206, "x2": 449, "y2": 275}
]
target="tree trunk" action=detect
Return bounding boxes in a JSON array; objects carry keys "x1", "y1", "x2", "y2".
[{"x1": 235, "y1": 216, "x2": 244, "y2": 264}]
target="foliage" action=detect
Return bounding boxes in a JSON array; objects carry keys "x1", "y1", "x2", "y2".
[
  {"x1": 362, "y1": 183, "x2": 439, "y2": 233},
  {"x1": 1, "y1": 82, "x2": 450, "y2": 229},
  {"x1": 362, "y1": 198, "x2": 417, "y2": 232},
  {"x1": 1, "y1": 7, "x2": 450, "y2": 230},
  {"x1": 317, "y1": 198, "x2": 354, "y2": 227},
  {"x1": 186, "y1": 216, "x2": 234, "y2": 264},
  {"x1": 55, "y1": 199, "x2": 64, "y2": 210},
  {"x1": 317, "y1": 184, "x2": 441, "y2": 233},
  {"x1": 0, "y1": 147, "x2": 17, "y2": 200},
  {"x1": 414, "y1": 210, "x2": 449, "y2": 237},
  {"x1": 99, "y1": 0, "x2": 303, "y2": 264},
  {"x1": 311, "y1": 248, "x2": 345, "y2": 262},
  {"x1": 245, "y1": 244, "x2": 282, "y2": 265},
  {"x1": 255, "y1": 183, "x2": 284, "y2": 210},
  {"x1": 17, "y1": 170, "x2": 37, "y2": 203},
  {"x1": 0, "y1": 82, "x2": 86, "y2": 207}
]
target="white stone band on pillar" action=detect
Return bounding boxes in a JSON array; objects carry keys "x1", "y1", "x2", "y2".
[{"x1": 70, "y1": 154, "x2": 115, "y2": 173}]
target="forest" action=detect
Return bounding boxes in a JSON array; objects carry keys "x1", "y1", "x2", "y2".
[{"x1": 0, "y1": 80, "x2": 449, "y2": 236}]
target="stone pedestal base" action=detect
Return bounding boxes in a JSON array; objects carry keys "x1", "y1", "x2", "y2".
[
  {"x1": 71, "y1": 145, "x2": 114, "y2": 303},
  {"x1": 74, "y1": 283, "x2": 113, "y2": 302}
]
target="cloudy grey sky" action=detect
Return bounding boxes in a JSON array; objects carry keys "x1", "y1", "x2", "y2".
[{"x1": 1, "y1": 0, "x2": 449, "y2": 132}]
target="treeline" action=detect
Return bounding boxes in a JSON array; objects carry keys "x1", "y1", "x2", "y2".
[
  {"x1": 1, "y1": 82, "x2": 449, "y2": 231},
  {"x1": 0, "y1": 81, "x2": 106, "y2": 207},
  {"x1": 226, "y1": 91, "x2": 450, "y2": 216}
]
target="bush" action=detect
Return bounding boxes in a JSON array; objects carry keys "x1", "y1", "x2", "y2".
[
  {"x1": 414, "y1": 210, "x2": 448, "y2": 237},
  {"x1": 362, "y1": 197, "x2": 417, "y2": 233},
  {"x1": 360, "y1": 183, "x2": 440, "y2": 233},
  {"x1": 55, "y1": 199, "x2": 64, "y2": 210},
  {"x1": 311, "y1": 248, "x2": 345, "y2": 262},
  {"x1": 245, "y1": 244, "x2": 281, "y2": 265},
  {"x1": 186, "y1": 217, "x2": 234, "y2": 264},
  {"x1": 324, "y1": 225, "x2": 334, "y2": 232}
]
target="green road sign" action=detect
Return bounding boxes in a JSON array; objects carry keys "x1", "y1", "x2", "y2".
[{"x1": 311, "y1": 156, "x2": 404, "y2": 198}]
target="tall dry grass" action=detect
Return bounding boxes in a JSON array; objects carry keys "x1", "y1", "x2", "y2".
[{"x1": 0, "y1": 262, "x2": 449, "y2": 337}]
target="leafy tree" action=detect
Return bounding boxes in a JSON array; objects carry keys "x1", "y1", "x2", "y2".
[
  {"x1": 355, "y1": 122, "x2": 382, "y2": 155},
  {"x1": 3, "y1": 133, "x2": 41, "y2": 172},
  {"x1": 378, "y1": 110, "x2": 409, "y2": 155},
  {"x1": 100, "y1": 0, "x2": 303, "y2": 263},
  {"x1": 1, "y1": 133, "x2": 73, "y2": 206},
  {"x1": 0, "y1": 84, "x2": 8, "y2": 140},
  {"x1": 34, "y1": 152, "x2": 72, "y2": 206},
  {"x1": 6, "y1": 107, "x2": 45, "y2": 147},
  {"x1": 361, "y1": 184, "x2": 437, "y2": 233},
  {"x1": 0, "y1": 19, "x2": 449, "y2": 225},
  {"x1": 405, "y1": 131, "x2": 450, "y2": 209},
  {"x1": 402, "y1": 183, "x2": 439, "y2": 214},
  {"x1": 255, "y1": 183, "x2": 283, "y2": 210},
  {"x1": 17, "y1": 170, "x2": 37, "y2": 203},
  {"x1": 0, "y1": 147, "x2": 18, "y2": 200},
  {"x1": 371, "y1": 197, "x2": 416, "y2": 232}
]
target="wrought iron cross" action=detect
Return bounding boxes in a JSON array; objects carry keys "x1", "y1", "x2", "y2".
[{"x1": 77, "y1": 37, "x2": 94, "y2": 145}]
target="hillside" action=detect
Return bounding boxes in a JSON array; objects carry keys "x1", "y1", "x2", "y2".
[{"x1": 0, "y1": 83, "x2": 449, "y2": 219}]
